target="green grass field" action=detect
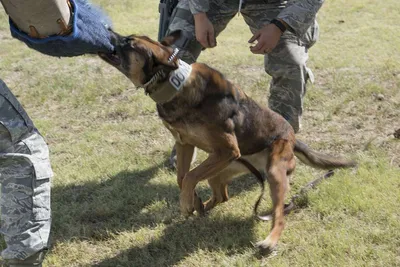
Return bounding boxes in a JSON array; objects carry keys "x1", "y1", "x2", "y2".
[{"x1": 0, "y1": 0, "x2": 399, "y2": 266}]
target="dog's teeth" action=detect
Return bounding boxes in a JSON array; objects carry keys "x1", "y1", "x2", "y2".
[{"x1": 168, "y1": 48, "x2": 180, "y2": 63}]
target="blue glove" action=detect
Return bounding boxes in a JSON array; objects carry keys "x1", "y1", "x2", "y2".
[{"x1": 9, "y1": 0, "x2": 114, "y2": 57}]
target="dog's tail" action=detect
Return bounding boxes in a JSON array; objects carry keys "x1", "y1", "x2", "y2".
[{"x1": 294, "y1": 140, "x2": 357, "y2": 169}]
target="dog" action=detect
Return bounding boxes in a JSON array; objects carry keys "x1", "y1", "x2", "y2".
[{"x1": 99, "y1": 31, "x2": 356, "y2": 252}]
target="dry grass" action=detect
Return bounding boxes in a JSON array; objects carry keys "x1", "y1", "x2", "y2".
[{"x1": 0, "y1": 0, "x2": 399, "y2": 266}]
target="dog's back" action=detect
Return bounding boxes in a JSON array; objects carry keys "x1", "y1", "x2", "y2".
[
  {"x1": 167, "y1": 62, "x2": 295, "y2": 155},
  {"x1": 233, "y1": 96, "x2": 294, "y2": 155}
]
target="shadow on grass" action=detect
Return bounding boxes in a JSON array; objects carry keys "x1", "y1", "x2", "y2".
[
  {"x1": 93, "y1": 216, "x2": 256, "y2": 267},
  {"x1": 51, "y1": 163, "x2": 170, "y2": 242},
  {"x1": 50, "y1": 162, "x2": 263, "y2": 266}
]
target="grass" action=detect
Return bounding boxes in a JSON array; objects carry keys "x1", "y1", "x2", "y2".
[{"x1": 0, "y1": 0, "x2": 399, "y2": 266}]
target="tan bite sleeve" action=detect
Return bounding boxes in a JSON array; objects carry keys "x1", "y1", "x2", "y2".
[{"x1": 0, "y1": 0, "x2": 72, "y2": 38}]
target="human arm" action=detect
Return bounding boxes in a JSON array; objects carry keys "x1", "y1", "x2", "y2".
[
  {"x1": 193, "y1": 12, "x2": 216, "y2": 48},
  {"x1": 186, "y1": 0, "x2": 216, "y2": 48},
  {"x1": 249, "y1": 0, "x2": 324, "y2": 54},
  {"x1": 0, "y1": 0, "x2": 114, "y2": 57}
]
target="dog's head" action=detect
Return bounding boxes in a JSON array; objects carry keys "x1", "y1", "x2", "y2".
[{"x1": 99, "y1": 31, "x2": 181, "y2": 88}]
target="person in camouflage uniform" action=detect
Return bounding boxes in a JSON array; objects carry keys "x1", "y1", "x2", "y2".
[
  {"x1": 165, "y1": 0, "x2": 323, "y2": 167},
  {"x1": 0, "y1": 0, "x2": 114, "y2": 266},
  {"x1": 0, "y1": 80, "x2": 52, "y2": 266},
  {"x1": 167, "y1": 0, "x2": 323, "y2": 133}
]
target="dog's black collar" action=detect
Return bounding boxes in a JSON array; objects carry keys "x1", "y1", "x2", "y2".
[
  {"x1": 143, "y1": 48, "x2": 180, "y2": 90},
  {"x1": 144, "y1": 48, "x2": 192, "y2": 104}
]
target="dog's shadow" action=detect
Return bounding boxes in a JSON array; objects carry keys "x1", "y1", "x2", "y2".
[
  {"x1": 51, "y1": 163, "x2": 168, "y2": 242},
  {"x1": 93, "y1": 214, "x2": 257, "y2": 266},
  {"x1": 51, "y1": 161, "x2": 262, "y2": 266}
]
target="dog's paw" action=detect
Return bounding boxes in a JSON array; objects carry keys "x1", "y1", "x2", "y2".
[
  {"x1": 203, "y1": 197, "x2": 216, "y2": 212},
  {"x1": 193, "y1": 193, "x2": 205, "y2": 216},
  {"x1": 254, "y1": 237, "x2": 277, "y2": 255},
  {"x1": 180, "y1": 191, "x2": 194, "y2": 217}
]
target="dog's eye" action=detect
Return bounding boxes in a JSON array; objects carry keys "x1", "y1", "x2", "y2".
[
  {"x1": 129, "y1": 40, "x2": 137, "y2": 48},
  {"x1": 122, "y1": 36, "x2": 135, "y2": 47}
]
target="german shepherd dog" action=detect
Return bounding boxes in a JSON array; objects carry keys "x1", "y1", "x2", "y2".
[{"x1": 99, "y1": 31, "x2": 356, "y2": 252}]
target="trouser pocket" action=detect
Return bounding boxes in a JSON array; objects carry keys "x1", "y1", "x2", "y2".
[
  {"x1": 0, "y1": 80, "x2": 52, "y2": 180},
  {"x1": 0, "y1": 159, "x2": 51, "y2": 260}
]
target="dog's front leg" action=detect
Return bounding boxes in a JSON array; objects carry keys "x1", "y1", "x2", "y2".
[
  {"x1": 176, "y1": 142, "x2": 205, "y2": 215},
  {"x1": 175, "y1": 142, "x2": 195, "y2": 189},
  {"x1": 180, "y1": 148, "x2": 240, "y2": 216}
]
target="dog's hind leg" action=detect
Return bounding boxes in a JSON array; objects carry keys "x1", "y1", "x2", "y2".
[
  {"x1": 256, "y1": 139, "x2": 295, "y2": 252},
  {"x1": 204, "y1": 175, "x2": 229, "y2": 211},
  {"x1": 203, "y1": 150, "x2": 269, "y2": 212},
  {"x1": 180, "y1": 134, "x2": 241, "y2": 216},
  {"x1": 204, "y1": 159, "x2": 257, "y2": 211}
]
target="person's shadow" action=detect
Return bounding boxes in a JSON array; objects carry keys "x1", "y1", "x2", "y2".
[{"x1": 51, "y1": 161, "x2": 264, "y2": 266}]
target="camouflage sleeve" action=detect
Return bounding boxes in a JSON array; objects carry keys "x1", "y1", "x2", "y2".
[
  {"x1": 188, "y1": 0, "x2": 210, "y2": 14},
  {"x1": 277, "y1": 0, "x2": 324, "y2": 37}
]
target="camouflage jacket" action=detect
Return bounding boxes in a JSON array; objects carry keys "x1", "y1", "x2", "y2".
[{"x1": 187, "y1": 0, "x2": 324, "y2": 37}]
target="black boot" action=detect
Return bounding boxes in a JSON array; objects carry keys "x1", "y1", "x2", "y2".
[{"x1": 7, "y1": 250, "x2": 47, "y2": 267}]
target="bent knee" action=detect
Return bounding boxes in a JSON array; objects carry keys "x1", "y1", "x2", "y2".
[
  {"x1": 264, "y1": 60, "x2": 306, "y2": 80},
  {"x1": 0, "y1": 132, "x2": 53, "y2": 182}
]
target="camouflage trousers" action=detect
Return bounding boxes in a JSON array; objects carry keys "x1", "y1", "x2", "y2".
[
  {"x1": 0, "y1": 79, "x2": 52, "y2": 260},
  {"x1": 167, "y1": 0, "x2": 319, "y2": 132}
]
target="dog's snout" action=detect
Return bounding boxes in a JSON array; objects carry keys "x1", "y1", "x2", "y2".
[
  {"x1": 120, "y1": 37, "x2": 129, "y2": 46},
  {"x1": 108, "y1": 30, "x2": 126, "y2": 47},
  {"x1": 121, "y1": 36, "x2": 135, "y2": 47}
]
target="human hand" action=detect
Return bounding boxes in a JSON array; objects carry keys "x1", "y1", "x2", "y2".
[
  {"x1": 10, "y1": 0, "x2": 114, "y2": 57},
  {"x1": 248, "y1": 23, "x2": 283, "y2": 54},
  {"x1": 193, "y1": 12, "x2": 216, "y2": 48}
]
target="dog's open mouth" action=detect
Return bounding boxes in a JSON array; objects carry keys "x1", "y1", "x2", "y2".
[
  {"x1": 99, "y1": 50, "x2": 121, "y2": 66},
  {"x1": 143, "y1": 48, "x2": 180, "y2": 88}
]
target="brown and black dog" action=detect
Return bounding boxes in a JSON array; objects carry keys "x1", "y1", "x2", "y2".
[{"x1": 99, "y1": 31, "x2": 356, "y2": 251}]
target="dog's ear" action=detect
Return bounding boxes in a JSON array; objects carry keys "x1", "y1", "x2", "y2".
[{"x1": 160, "y1": 30, "x2": 182, "y2": 47}]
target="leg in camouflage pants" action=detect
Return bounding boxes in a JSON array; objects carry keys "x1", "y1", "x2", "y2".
[
  {"x1": 167, "y1": 0, "x2": 319, "y2": 132},
  {"x1": 0, "y1": 79, "x2": 52, "y2": 263}
]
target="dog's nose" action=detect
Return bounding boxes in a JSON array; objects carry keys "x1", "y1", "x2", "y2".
[
  {"x1": 120, "y1": 37, "x2": 129, "y2": 45},
  {"x1": 108, "y1": 30, "x2": 125, "y2": 47}
]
